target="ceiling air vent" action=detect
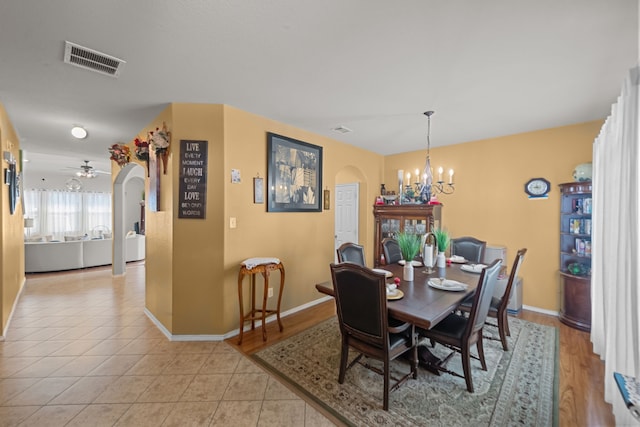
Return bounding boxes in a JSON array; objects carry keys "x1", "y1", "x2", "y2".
[
  {"x1": 63, "y1": 41, "x2": 126, "y2": 77},
  {"x1": 332, "y1": 126, "x2": 352, "y2": 134}
]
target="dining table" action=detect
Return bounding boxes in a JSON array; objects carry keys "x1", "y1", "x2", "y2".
[{"x1": 315, "y1": 260, "x2": 484, "y2": 374}]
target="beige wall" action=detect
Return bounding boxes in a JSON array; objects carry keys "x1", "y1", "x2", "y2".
[
  {"x1": 0, "y1": 102, "x2": 25, "y2": 334},
  {"x1": 2, "y1": 99, "x2": 599, "y2": 335},
  {"x1": 142, "y1": 103, "x2": 384, "y2": 334},
  {"x1": 384, "y1": 120, "x2": 601, "y2": 311},
  {"x1": 222, "y1": 106, "x2": 383, "y2": 332}
]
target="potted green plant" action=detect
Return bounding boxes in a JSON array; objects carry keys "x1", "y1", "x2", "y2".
[
  {"x1": 396, "y1": 232, "x2": 421, "y2": 281},
  {"x1": 432, "y1": 228, "x2": 450, "y2": 276},
  {"x1": 432, "y1": 228, "x2": 450, "y2": 253}
]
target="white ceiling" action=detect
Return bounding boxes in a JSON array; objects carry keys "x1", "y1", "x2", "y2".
[{"x1": 0, "y1": 1, "x2": 637, "y2": 190}]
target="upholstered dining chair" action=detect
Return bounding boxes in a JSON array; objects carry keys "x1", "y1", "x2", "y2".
[
  {"x1": 336, "y1": 242, "x2": 366, "y2": 266},
  {"x1": 418, "y1": 259, "x2": 501, "y2": 393},
  {"x1": 450, "y1": 236, "x2": 487, "y2": 263},
  {"x1": 458, "y1": 248, "x2": 527, "y2": 351},
  {"x1": 382, "y1": 238, "x2": 403, "y2": 265},
  {"x1": 330, "y1": 262, "x2": 418, "y2": 410}
]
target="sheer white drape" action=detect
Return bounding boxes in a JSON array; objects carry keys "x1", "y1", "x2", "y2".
[
  {"x1": 591, "y1": 66, "x2": 640, "y2": 426},
  {"x1": 23, "y1": 189, "x2": 112, "y2": 239}
]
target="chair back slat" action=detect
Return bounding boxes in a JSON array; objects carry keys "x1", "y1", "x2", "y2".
[
  {"x1": 498, "y1": 248, "x2": 527, "y2": 312},
  {"x1": 330, "y1": 263, "x2": 387, "y2": 345},
  {"x1": 451, "y1": 236, "x2": 487, "y2": 263},
  {"x1": 466, "y1": 259, "x2": 502, "y2": 334},
  {"x1": 382, "y1": 238, "x2": 403, "y2": 264},
  {"x1": 336, "y1": 243, "x2": 366, "y2": 266}
]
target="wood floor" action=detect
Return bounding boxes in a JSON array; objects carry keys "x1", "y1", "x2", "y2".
[{"x1": 225, "y1": 300, "x2": 615, "y2": 427}]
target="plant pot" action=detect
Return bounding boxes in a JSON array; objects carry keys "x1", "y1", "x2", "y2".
[
  {"x1": 403, "y1": 263, "x2": 414, "y2": 281},
  {"x1": 436, "y1": 251, "x2": 446, "y2": 279}
]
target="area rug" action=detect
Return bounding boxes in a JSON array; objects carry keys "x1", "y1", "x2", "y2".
[{"x1": 252, "y1": 316, "x2": 558, "y2": 427}]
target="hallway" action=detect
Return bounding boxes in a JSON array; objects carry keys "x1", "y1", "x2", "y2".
[{"x1": 0, "y1": 264, "x2": 333, "y2": 426}]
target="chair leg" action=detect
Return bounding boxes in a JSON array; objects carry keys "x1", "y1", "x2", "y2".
[
  {"x1": 383, "y1": 356, "x2": 390, "y2": 411},
  {"x1": 461, "y1": 346, "x2": 474, "y2": 393},
  {"x1": 476, "y1": 336, "x2": 487, "y2": 371},
  {"x1": 498, "y1": 313, "x2": 509, "y2": 351},
  {"x1": 503, "y1": 312, "x2": 511, "y2": 336},
  {"x1": 338, "y1": 339, "x2": 349, "y2": 384},
  {"x1": 411, "y1": 345, "x2": 418, "y2": 379}
]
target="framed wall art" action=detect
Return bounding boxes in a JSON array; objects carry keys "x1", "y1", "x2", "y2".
[
  {"x1": 254, "y1": 176, "x2": 264, "y2": 204},
  {"x1": 267, "y1": 132, "x2": 322, "y2": 212}
]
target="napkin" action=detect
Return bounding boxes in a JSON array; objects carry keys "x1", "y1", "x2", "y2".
[
  {"x1": 461, "y1": 263, "x2": 487, "y2": 273},
  {"x1": 428, "y1": 279, "x2": 468, "y2": 291},
  {"x1": 241, "y1": 257, "x2": 281, "y2": 269}
]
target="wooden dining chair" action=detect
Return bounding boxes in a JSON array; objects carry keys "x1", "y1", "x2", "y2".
[
  {"x1": 382, "y1": 238, "x2": 403, "y2": 264},
  {"x1": 417, "y1": 259, "x2": 501, "y2": 392},
  {"x1": 336, "y1": 242, "x2": 366, "y2": 266},
  {"x1": 330, "y1": 262, "x2": 418, "y2": 410},
  {"x1": 458, "y1": 248, "x2": 527, "y2": 351},
  {"x1": 450, "y1": 236, "x2": 487, "y2": 263}
]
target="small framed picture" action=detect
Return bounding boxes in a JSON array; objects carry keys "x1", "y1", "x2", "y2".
[{"x1": 254, "y1": 177, "x2": 264, "y2": 204}]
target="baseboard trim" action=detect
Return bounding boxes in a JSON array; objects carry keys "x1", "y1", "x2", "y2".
[
  {"x1": 522, "y1": 304, "x2": 559, "y2": 317},
  {"x1": 1, "y1": 277, "x2": 27, "y2": 341},
  {"x1": 144, "y1": 295, "x2": 334, "y2": 341}
]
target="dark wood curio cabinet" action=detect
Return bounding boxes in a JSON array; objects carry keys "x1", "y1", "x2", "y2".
[
  {"x1": 373, "y1": 204, "x2": 442, "y2": 268},
  {"x1": 558, "y1": 182, "x2": 592, "y2": 332}
]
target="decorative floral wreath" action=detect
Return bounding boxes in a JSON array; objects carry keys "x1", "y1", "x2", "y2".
[
  {"x1": 108, "y1": 143, "x2": 130, "y2": 167},
  {"x1": 134, "y1": 138, "x2": 149, "y2": 162},
  {"x1": 148, "y1": 123, "x2": 170, "y2": 155}
]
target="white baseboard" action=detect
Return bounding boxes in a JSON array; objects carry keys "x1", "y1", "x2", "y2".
[
  {"x1": 144, "y1": 295, "x2": 334, "y2": 342},
  {"x1": 0, "y1": 277, "x2": 27, "y2": 341},
  {"x1": 522, "y1": 304, "x2": 559, "y2": 317}
]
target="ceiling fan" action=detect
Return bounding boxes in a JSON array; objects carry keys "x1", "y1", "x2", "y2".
[{"x1": 65, "y1": 160, "x2": 110, "y2": 178}]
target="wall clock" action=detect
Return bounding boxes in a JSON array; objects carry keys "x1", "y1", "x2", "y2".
[{"x1": 524, "y1": 178, "x2": 550, "y2": 198}]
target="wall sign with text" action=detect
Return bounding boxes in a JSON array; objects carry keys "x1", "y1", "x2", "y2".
[{"x1": 178, "y1": 140, "x2": 208, "y2": 219}]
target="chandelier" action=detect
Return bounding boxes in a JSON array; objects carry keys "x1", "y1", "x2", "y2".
[
  {"x1": 401, "y1": 111, "x2": 454, "y2": 204},
  {"x1": 76, "y1": 169, "x2": 97, "y2": 178},
  {"x1": 75, "y1": 160, "x2": 97, "y2": 178}
]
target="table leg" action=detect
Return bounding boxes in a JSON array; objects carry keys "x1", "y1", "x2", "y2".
[
  {"x1": 250, "y1": 274, "x2": 256, "y2": 330},
  {"x1": 261, "y1": 270, "x2": 270, "y2": 341},
  {"x1": 417, "y1": 345, "x2": 445, "y2": 376},
  {"x1": 237, "y1": 272, "x2": 245, "y2": 345},
  {"x1": 275, "y1": 265, "x2": 285, "y2": 332}
]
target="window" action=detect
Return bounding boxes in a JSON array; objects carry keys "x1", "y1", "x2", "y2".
[{"x1": 24, "y1": 189, "x2": 111, "y2": 239}]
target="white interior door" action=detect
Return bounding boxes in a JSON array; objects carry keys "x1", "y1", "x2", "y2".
[{"x1": 335, "y1": 183, "x2": 359, "y2": 259}]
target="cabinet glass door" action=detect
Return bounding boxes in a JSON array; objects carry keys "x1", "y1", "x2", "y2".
[
  {"x1": 381, "y1": 218, "x2": 400, "y2": 239},
  {"x1": 403, "y1": 218, "x2": 428, "y2": 235}
]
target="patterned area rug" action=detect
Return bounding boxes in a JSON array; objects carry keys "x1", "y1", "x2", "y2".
[{"x1": 253, "y1": 316, "x2": 558, "y2": 426}]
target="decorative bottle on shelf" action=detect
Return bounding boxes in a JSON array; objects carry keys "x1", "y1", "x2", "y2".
[
  {"x1": 380, "y1": 184, "x2": 386, "y2": 196},
  {"x1": 436, "y1": 251, "x2": 446, "y2": 279}
]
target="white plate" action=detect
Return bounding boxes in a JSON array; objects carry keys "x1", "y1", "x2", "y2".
[
  {"x1": 460, "y1": 264, "x2": 487, "y2": 274},
  {"x1": 448, "y1": 255, "x2": 466, "y2": 263},
  {"x1": 397, "y1": 260, "x2": 423, "y2": 267},
  {"x1": 372, "y1": 268, "x2": 393, "y2": 278},
  {"x1": 428, "y1": 279, "x2": 468, "y2": 291}
]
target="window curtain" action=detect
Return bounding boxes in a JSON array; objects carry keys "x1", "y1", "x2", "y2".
[
  {"x1": 23, "y1": 189, "x2": 112, "y2": 239},
  {"x1": 591, "y1": 65, "x2": 640, "y2": 426}
]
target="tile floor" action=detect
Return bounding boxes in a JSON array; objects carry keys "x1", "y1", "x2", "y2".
[{"x1": 0, "y1": 263, "x2": 335, "y2": 426}]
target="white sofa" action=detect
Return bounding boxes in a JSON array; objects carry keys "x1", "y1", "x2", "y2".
[{"x1": 25, "y1": 235, "x2": 145, "y2": 273}]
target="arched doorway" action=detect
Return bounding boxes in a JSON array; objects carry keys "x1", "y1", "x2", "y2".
[{"x1": 112, "y1": 163, "x2": 145, "y2": 275}]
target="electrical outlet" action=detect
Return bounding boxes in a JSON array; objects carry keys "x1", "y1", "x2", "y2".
[
  {"x1": 268, "y1": 287, "x2": 273, "y2": 298},
  {"x1": 229, "y1": 217, "x2": 237, "y2": 228}
]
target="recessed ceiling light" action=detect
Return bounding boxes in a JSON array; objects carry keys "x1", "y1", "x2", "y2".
[{"x1": 71, "y1": 126, "x2": 88, "y2": 139}]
